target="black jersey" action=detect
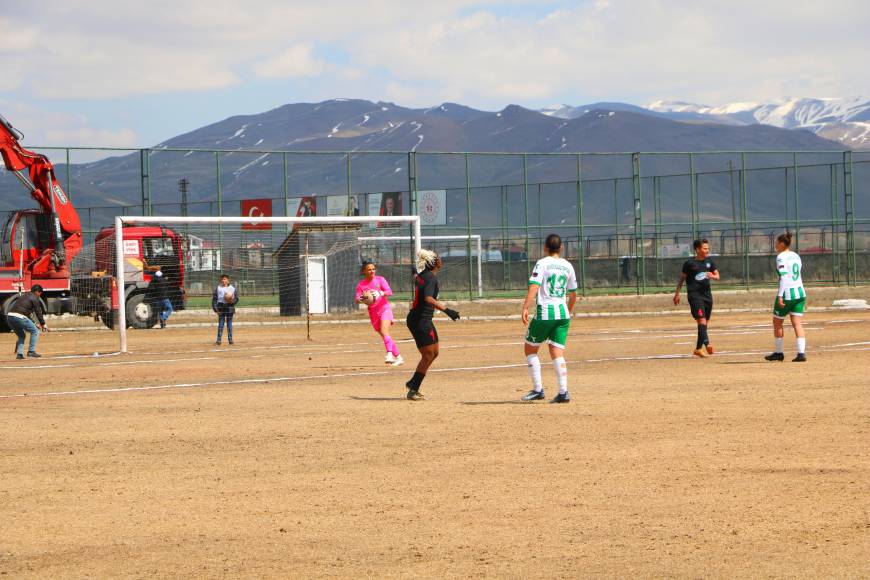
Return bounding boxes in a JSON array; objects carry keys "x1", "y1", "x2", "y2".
[
  {"x1": 682, "y1": 257, "x2": 718, "y2": 297},
  {"x1": 409, "y1": 269, "x2": 439, "y2": 322}
]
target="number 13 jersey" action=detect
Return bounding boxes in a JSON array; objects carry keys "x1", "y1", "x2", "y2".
[{"x1": 529, "y1": 256, "x2": 578, "y2": 320}]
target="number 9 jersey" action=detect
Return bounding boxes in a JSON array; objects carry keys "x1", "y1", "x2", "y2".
[
  {"x1": 529, "y1": 256, "x2": 578, "y2": 320},
  {"x1": 776, "y1": 250, "x2": 805, "y2": 301}
]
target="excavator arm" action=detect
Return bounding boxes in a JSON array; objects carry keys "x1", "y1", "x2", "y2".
[{"x1": 0, "y1": 113, "x2": 82, "y2": 272}]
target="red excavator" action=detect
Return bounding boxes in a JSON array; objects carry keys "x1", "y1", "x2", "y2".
[{"x1": 0, "y1": 113, "x2": 186, "y2": 330}]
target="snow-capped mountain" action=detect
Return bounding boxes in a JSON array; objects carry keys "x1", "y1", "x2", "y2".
[{"x1": 645, "y1": 97, "x2": 870, "y2": 148}]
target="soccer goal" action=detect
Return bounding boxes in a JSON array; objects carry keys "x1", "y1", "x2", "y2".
[{"x1": 112, "y1": 215, "x2": 421, "y2": 353}]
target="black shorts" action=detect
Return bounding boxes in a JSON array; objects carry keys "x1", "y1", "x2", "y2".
[
  {"x1": 407, "y1": 315, "x2": 439, "y2": 348},
  {"x1": 688, "y1": 294, "x2": 713, "y2": 320}
]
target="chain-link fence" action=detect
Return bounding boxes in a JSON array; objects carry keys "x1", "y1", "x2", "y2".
[{"x1": 2, "y1": 147, "x2": 868, "y2": 297}]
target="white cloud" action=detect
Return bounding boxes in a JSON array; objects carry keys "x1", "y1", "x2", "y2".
[
  {"x1": 0, "y1": 100, "x2": 138, "y2": 149},
  {"x1": 2, "y1": 0, "x2": 868, "y2": 132},
  {"x1": 254, "y1": 44, "x2": 326, "y2": 79}
]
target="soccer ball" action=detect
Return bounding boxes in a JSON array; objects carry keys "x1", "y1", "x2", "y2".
[
  {"x1": 224, "y1": 291, "x2": 234, "y2": 303},
  {"x1": 360, "y1": 291, "x2": 375, "y2": 306}
]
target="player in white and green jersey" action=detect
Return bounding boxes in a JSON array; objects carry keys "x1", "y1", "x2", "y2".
[
  {"x1": 521, "y1": 234, "x2": 579, "y2": 403},
  {"x1": 765, "y1": 232, "x2": 808, "y2": 362}
]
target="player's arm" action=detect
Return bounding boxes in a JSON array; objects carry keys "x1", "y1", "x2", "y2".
[
  {"x1": 776, "y1": 257, "x2": 788, "y2": 306},
  {"x1": 673, "y1": 272, "x2": 687, "y2": 305},
  {"x1": 567, "y1": 289, "x2": 577, "y2": 314},
  {"x1": 522, "y1": 283, "x2": 540, "y2": 325},
  {"x1": 379, "y1": 277, "x2": 393, "y2": 297},
  {"x1": 707, "y1": 261, "x2": 721, "y2": 281}
]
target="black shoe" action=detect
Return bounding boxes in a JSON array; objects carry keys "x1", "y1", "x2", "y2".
[
  {"x1": 764, "y1": 352, "x2": 785, "y2": 362},
  {"x1": 27, "y1": 352, "x2": 42, "y2": 358},
  {"x1": 792, "y1": 353, "x2": 807, "y2": 362},
  {"x1": 550, "y1": 392, "x2": 570, "y2": 404},
  {"x1": 406, "y1": 389, "x2": 425, "y2": 401},
  {"x1": 16, "y1": 354, "x2": 24, "y2": 360},
  {"x1": 214, "y1": 341, "x2": 221, "y2": 346},
  {"x1": 522, "y1": 389, "x2": 545, "y2": 401},
  {"x1": 228, "y1": 340, "x2": 234, "y2": 345},
  {"x1": 159, "y1": 320, "x2": 166, "y2": 329}
]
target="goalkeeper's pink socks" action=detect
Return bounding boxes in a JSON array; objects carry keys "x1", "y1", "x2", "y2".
[{"x1": 383, "y1": 335, "x2": 399, "y2": 356}]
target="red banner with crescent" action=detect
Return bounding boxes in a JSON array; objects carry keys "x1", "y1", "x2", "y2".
[{"x1": 241, "y1": 198, "x2": 273, "y2": 230}]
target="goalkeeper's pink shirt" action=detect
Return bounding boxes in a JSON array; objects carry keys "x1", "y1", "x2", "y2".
[{"x1": 355, "y1": 275, "x2": 394, "y2": 316}]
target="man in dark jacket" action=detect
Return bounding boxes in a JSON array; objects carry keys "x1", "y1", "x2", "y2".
[
  {"x1": 150, "y1": 269, "x2": 173, "y2": 329},
  {"x1": 7, "y1": 284, "x2": 47, "y2": 359}
]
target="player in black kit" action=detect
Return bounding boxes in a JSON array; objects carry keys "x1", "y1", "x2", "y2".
[
  {"x1": 673, "y1": 239, "x2": 720, "y2": 358},
  {"x1": 405, "y1": 249, "x2": 460, "y2": 400}
]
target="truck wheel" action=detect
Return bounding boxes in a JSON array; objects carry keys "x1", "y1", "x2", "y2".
[
  {"x1": 0, "y1": 297, "x2": 14, "y2": 333},
  {"x1": 0, "y1": 315, "x2": 9, "y2": 334},
  {"x1": 125, "y1": 293, "x2": 158, "y2": 329}
]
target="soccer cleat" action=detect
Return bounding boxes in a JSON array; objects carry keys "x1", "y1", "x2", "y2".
[
  {"x1": 522, "y1": 389, "x2": 545, "y2": 401},
  {"x1": 764, "y1": 352, "x2": 785, "y2": 362},
  {"x1": 706, "y1": 344, "x2": 714, "y2": 355},
  {"x1": 406, "y1": 389, "x2": 425, "y2": 401},
  {"x1": 792, "y1": 353, "x2": 807, "y2": 362},
  {"x1": 16, "y1": 354, "x2": 24, "y2": 360},
  {"x1": 27, "y1": 352, "x2": 42, "y2": 358},
  {"x1": 692, "y1": 348, "x2": 708, "y2": 358},
  {"x1": 390, "y1": 355, "x2": 404, "y2": 366},
  {"x1": 385, "y1": 352, "x2": 396, "y2": 364},
  {"x1": 550, "y1": 392, "x2": 570, "y2": 404}
]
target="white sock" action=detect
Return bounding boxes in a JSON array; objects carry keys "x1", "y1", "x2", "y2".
[
  {"x1": 774, "y1": 338, "x2": 784, "y2": 353},
  {"x1": 552, "y1": 357, "x2": 568, "y2": 394},
  {"x1": 526, "y1": 355, "x2": 542, "y2": 391},
  {"x1": 796, "y1": 337, "x2": 806, "y2": 354}
]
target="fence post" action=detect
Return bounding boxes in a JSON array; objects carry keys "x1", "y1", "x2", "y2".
[
  {"x1": 465, "y1": 152, "x2": 474, "y2": 300},
  {"x1": 215, "y1": 151, "x2": 222, "y2": 252},
  {"x1": 407, "y1": 151, "x2": 418, "y2": 216},
  {"x1": 831, "y1": 163, "x2": 840, "y2": 283},
  {"x1": 523, "y1": 153, "x2": 530, "y2": 277},
  {"x1": 689, "y1": 153, "x2": 698, "y2": 240},
  {"x1": 632, "y1": 153, "x2": 645, "y2": 295},
  {"x1": 844, "y1": 151, "x2": 855, "y2": 285},
  {"x1": 793, "y1": 152, "x2": 800, "y2": 251},
  {"x1": 740, "y1": 152, "x2": 749, "y2": 289},
  {"x1": 654, "y1": 175, "x2": 663, "y2": 287},
  {"x1": 140, "y1": 149, "x2": 152, "y2": 216},
  {"x1": 576, "y1": 154, "x2": 587, "y2": 296}
]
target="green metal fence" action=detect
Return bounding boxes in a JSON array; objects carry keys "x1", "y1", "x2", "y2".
[{"x1": 2, "y1": 147, "x2": 868, "y2": 297}]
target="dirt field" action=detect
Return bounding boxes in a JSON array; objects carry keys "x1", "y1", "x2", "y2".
[{"x1": 1, "y1": 297, "x2": 869, "y2": 577}]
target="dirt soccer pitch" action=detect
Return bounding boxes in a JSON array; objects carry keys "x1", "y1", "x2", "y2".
[{"x1": 1, "y1": 291, "x2": 869, "y2": 577}]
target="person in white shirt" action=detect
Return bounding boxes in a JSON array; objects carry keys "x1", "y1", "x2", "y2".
[
  {"x1": 212, "y1": 274, "x2": 238, "y2": 345},
  {"x1": 521, "y1": 234, "x2": 579, "y2": 403},
  {"x1": 765, "y1": 232, "x2": 807, "y2": 362}
]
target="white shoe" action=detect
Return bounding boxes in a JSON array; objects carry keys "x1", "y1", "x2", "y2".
[
  {"x1": 390, "y1": 355, "x2": 404, "y2": 366},
  {"x1": 385, "y1": 352, "x2": 396, "y2": 364}
]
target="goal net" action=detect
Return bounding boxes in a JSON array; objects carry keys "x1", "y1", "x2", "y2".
[{"x1": 112, "y1": 215, "x2": 421, "y2": 353}]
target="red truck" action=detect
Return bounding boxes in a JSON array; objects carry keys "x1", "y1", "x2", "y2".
[{"x1": 0, "y1": 113, "x2": 185, "y2": 331}]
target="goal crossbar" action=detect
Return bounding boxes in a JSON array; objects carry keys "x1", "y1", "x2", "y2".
[{"x1": 114, "y1": 215, "x2": 421, "y2": 353}]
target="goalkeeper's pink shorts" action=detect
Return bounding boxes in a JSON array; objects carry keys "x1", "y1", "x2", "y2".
[{"x1": 368, "y1": 301, "x2": 394, "y2": 329}]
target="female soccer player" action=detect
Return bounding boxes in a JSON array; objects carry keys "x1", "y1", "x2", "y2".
[
  {"x1": 404, "y1": 249, "x2": 460, "y2": 400},
  {"x1": 673, "y1": 239, "x2": 720, "y2": 358},
  {"x1": 521, "y1": 234, "x2": 578, "y2": 403},
  {"x1": 765, "y1": 232, "x2": 807, "y2": 362},
  {"x1": 355, "y1": 261, "x2": 403, "y2": 366}
]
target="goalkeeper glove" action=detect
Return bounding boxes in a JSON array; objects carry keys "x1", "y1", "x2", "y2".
[{"x1": 444, "y1": 308, "x2": 460, "y2": 321}]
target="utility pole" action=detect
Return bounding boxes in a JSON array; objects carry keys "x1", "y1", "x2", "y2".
[{"x1": 178, "y1": 178, "x2": 189, "y2": 218}]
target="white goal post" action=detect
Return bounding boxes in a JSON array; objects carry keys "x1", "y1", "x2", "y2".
[
  {"x1": 359, "y1": 235, "x2": 483, "y2": 298},
  {"x1": 114, "y1": 215, "x2": 421, "y2": 353}
]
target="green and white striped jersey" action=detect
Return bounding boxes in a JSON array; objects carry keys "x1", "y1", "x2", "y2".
[
  {"x1": 776, "y1": 250, "x2": 805, "y2": 300},
  {"x1": 529, "y1": 256, "x2": 578, "y2": 320}
]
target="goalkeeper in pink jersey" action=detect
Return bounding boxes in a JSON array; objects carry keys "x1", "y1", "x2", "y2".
[{"x1": 355, "y1": 261, "x2": 404, "y2": 366}]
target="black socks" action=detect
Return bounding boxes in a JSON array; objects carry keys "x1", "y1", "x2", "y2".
[{"x1": 407, "y1": 372, "x2": 426, "y2": 390}]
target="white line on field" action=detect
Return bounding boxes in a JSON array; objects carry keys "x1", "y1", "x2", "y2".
[
  {"x1": 0, "y1": 356, "x2": 217, "y2": 371},
  {"x1": 5, "y1": 345, "x2": 870, "y2": 401}
]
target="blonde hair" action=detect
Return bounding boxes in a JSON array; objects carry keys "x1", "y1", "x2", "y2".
[{"x1": 415, "y1": 249, "x2": 440, "y2": 273}]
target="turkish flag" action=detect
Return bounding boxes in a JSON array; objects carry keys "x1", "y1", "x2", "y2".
[{"x1": 241, "y1": 198, "x2": 272, "y2": 230}]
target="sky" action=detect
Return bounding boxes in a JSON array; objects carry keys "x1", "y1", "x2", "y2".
[{"x1": 1, "y1": 0, "x2": 867, "y2": 149}]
